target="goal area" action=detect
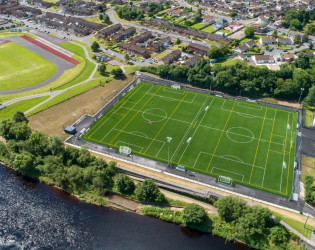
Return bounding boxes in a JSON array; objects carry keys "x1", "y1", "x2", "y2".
[
  {"x1": 119, "y1": 146, "x2": 132, "y2": 156},
  {"x1": 218, "y1": 176, "x2": 233, "y2": 186}
]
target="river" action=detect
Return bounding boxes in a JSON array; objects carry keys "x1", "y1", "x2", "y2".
[{"x1": 0, "y1": 164, "x2": 245, "y2": 249}]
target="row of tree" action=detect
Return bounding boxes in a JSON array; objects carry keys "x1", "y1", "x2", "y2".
[
  {"x1": 282, "y1": 9, "x2": 315, "y2": 31},
  {"x1": 115, "y1": 5, "x2": 145, "y2": 21},
  {"x1": 141, "y1": 57, "x2": 315, "y2": 106}
]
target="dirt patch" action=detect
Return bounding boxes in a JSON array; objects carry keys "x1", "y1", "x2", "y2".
[
  {"x1": 28, "y1": 76, "x2": 134, "y2": 138},
  {"x1": 106, "y1": 192, "x2": 139, "y2": 211},
  {"x1": 301, "y1": 154, "x2": 315, "y2": 179},
  {"x1": 278, "y1": 100, "x2": 300, "y2": 109}
]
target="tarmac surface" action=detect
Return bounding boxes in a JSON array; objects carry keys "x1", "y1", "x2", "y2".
[{"x1": 0, "y1": 36, "x2": 74, "y2": 95}]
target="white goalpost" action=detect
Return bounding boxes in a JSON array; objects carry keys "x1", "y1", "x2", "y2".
[
  {"x1": 171, "y1": 84, "x2": 181, "y2": 90},
  {"x1": 218, "y1": 176, "x2": 233, "y2": 186},
  {"x1": 119, "y1": 146, "x2": 132, "y2": 156}
]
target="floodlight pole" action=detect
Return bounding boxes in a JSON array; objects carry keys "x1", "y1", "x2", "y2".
[
  {"x1": 166, "y1": 137, "x2": 172, "y2": 167},
  {"x1": 210, "y1": 71, "x2": 214, "y2": 95},
  {"x1": 298, "y1": 87, "x2": 305, "y2": 105}
]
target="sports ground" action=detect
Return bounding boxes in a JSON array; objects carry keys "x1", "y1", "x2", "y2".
[
  {"x1": 83, "y1": 82, "x2": 298, "y2": 197},
  {"x1": 0, "y1": 41, "x2": 56, "y2": 91}
]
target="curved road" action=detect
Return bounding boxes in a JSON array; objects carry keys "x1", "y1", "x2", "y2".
[{"x1": 0, "y1": 36, "x2": 75, "y2": 95}]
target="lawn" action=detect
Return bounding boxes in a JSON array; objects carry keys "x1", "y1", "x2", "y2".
[
  {"x1": 201, "y1": 25, "x2": 216, "y2": 33},
  {"x1": 217, "y1": 59, "x2": 247, "y2": 66},
  {"x1": 305, "y1": 109, "x2": 314, "y2": 127},
  {"x1": 190, "y1": 23, "x2": 205, "y2": 30},
  {"x1": 155, "y1": 50, "x2": 170, "y2": 60},
  {"x1": 0, "y1": 96, "x2": 49, "y2": 120},
  {"x1": 0, "y1": 41, "x2": 56, "y2": 91},
  {"x1": 84, "y1": 16, "x2": 107, "y2": 24},
  {"x1": 83, "y1": 82, "x2": 297, "y2": 197},
  {"x1": 124, "y1": 65, "x2": 142, "y2": 74}
]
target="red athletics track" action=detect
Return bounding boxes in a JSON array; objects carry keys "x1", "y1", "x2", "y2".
[
  {"x1": 0, "y1": 40, "x2": 11, "y2": 44},
  {"x1": 21, "y1": 35, "x2": 80, "y2": 65}
]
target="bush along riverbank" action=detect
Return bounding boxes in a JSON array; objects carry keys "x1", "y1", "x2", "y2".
[{"x1": 0, "y1": 113, "x2": 303, "y2": 249}]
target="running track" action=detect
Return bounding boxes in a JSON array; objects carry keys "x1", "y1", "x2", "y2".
[{"x1": 21, "y1": 35, "x2": 80, "y2": 65}]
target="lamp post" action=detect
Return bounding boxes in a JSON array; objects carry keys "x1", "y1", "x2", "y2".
[
  {"x1": 210, "y1": 71, "x2": 214, "y2": 94},
  {"x1": 298, "y1": 87, "x2": 305, "y2": 105},
  {"x1": 166, "y1": 137, "x2": 172, "y2": 167}
]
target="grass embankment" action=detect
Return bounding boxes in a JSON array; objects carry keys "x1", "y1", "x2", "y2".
[
  {"x1": 124, "y1": 66, "x2": 142, "y2": 74},
  {"x1": 305, "y1": 109, "x2": 314, "y2": 127},
  {"x1": 0, "y1": 96, "x2": 49, "y2": 120},
  {"x1": 0, "y1": 31, "x2": 36, "y2": 39},
  {"x1": 0, "y1": 42, "x2": 56, "y2": 91}
]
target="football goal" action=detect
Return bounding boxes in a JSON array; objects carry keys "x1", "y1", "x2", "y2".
[
  {"x1": 218, "y1": 176, "x2": 233, "y2": 186},
  {"x1": 119, "y1": 146, "x2": 132, "y2": 156},
  {"x1": 171, "y1": 84, "x2": 181, "y2": 90}
]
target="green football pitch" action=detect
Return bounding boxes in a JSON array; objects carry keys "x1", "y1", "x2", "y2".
[
  {"x1": 0, "y1": 41, "x2": 56, "y2": 91},
  {"x1": 83, "y1": 82, "x2": 298, "y2": 197}
]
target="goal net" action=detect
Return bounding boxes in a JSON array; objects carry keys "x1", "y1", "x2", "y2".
[
  {"x1": 119, "y1": 146, "x2": 131, "y2": 156},
  {"x1": 218, "y1": 176, "x2": 233, "y2": 186},
  {"x1": 171, "y1": 84, "x2": 181, "y2": 90}
]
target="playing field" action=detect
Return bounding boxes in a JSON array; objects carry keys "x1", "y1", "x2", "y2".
[
  {"x1": 83, "y1": 82, "x2": 297, "y2": 197},
  {"x1": 0, "y1": 41, "x2": 56, "y2": 91}
]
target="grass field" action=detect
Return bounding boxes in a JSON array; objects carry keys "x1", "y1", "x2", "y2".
[
  {"x1": 0, "y1": 42, "x2": 56, "y2": 91},
  {"x1": 0, "y1": 96, "x2": 49, "y2": 120},
  {"x1": 190, "y1": 23, "x2": 205, "y2": 30},
  {"x1": 201, "y1": 25, "x2": 216, "y2": 33},
  {"x1": 83, "y1": 82, "x2": 297, "y2": 197}
]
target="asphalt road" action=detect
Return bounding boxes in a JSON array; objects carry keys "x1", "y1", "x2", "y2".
[{"x1": 0, "y1": 36, "x2": 74, "y2": 95}]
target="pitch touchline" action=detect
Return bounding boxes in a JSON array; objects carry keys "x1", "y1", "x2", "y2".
[
  {"x1": 280, "y1": 113, "x2": 290, "y2": 192},
  {"x1": 88, "y1": 83, "x2": 146, "y2": 138},
  {"x1": 219, "y1": 107, "x2": 274, "y2": 121}
]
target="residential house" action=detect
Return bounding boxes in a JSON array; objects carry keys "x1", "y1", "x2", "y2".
[
  {"x1": 131, "y1": 31, "x2": 152, "y2": 45},
  {"x1": 253, "y1": 55, "x2": 275, "y2": 64},
  {"x1": 277, "y1": 37, "x2": 293, "y2": 45},
  {"x1": 99, "y1": 23, "x2": 122, "y2": 38},
  {"x1": 238, "y1": 53, "x2": 247, "y2": 60},
  {"x1": 161, "y1": 50, "x2": 181, "y2": 64},
  {"x1": 168, "y1": 9, "x2": 182, "y2": 17},
  {"x1": 259, "y1": 36, "x2": 276, "y2": 45},
  {"x1": 183, "y1": 55, "x2": 202, "y2": 67},
  {"x1": 280, "y1": 53, "x2": 295, "y2": 62},
  {"x1": 150, "y1": 36, "x2": 172, "y2": 52},
  {"x1": 119, "y1": 42, "x2": 150, "y2": 58},
  {"x1": 110, "y1": 27, "x2": 136, "y2": 42},
  {"x1": 305, "y1": 51, "x2": 315, "y2": 59},
  {"x1": 188, "y1": 43, "x2": 210, "y2": 56},
  {"x1": 203, "y1": 15, "x2": 215, "y2": 24},
  {"x1": 213, "y1": 18, "x2": 229, "y2": 30},
  {"x1": 234, "y1": 44, "x2": 250, "y2": 53},
  {"x1": 224, "y1": 22, "x2": 243, "y2": 32}
]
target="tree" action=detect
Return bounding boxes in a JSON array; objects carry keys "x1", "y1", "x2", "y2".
[
  {"x1": 215, "y1": 196, "x2": 246, "y2": 222},
  {"x1": 124, "y1": 53, "x2": 130, "y2": 61},
  {"x1": 91, "y1": 41, "x2": 100, "y2": 52},
  {"x1": 176, "y1": 38, "x2": 181, "y2": 45},
  {"x1": 103, "y1": 14, "x2": 110, "y2": 24},
  {"x1": 26, "y1": 131, "x2": 48, "y2": 156},
  {"x1": 135, "y1": 179, "x2": 165, "y2": 202},
  {"x1": 99, "y1": 13, "x2": 103, "y2": 20},
  {"x1": 269, "y1": 226, "x2": 289, "y2": 246},
  {"x1": 98, "y1": 64, "x2": 107, "y2": 76},
  {"x1": 111, "y1": 68, "x2": 124, "y2": 78},
  {"x1": 230, "y1": 11, "x2": 237, "y2": 17},
  {"x1": 295, "y1": 53, "x2": 310, "y2": 69},
  {"x1": 272, "y1": 30, "x2": 278, "y2": 38},
  {"x1": 10, "y1": 152, "x2": 36, "y2": 177},
  {"x1": 294, "y1": 34, "x2": 301, "y2": 45},
  {"x1": 303, "y1": 85, "x2": 315, "y2": 107},
  {"x1": 115, "y1": 173, "x2": 135, "y2": 195},
  {"x1": 244, "y1": 26, "x2": 255, "y2": 38},
  {"x1": 13, "y1": 111, "x2": 28, "y2": 123},
  {"x1": 290, "y1": 19, "x2": 302, "y2": 30},
  {"x1": 183, "y1": 203, "x2": 207, "y2": 229}
]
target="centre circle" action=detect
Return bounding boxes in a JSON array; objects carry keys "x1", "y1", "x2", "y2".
[
  {"x1": 226, "y1": 127, "x2": 254, "y2": 143},
  {"x1": 142, "y1": 108, "x2": 167, "y2": 123}
]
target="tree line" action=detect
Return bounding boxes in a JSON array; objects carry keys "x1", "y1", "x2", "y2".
[
  {"x1": 282, "y1": 9, "x2": 315, "y2": 31},
  {"x1": 141, "y1": 57, "x2": 315, "y2": 106},
  {"x1": 115, "y1": 5, "x2": 145, "y2": 21}
]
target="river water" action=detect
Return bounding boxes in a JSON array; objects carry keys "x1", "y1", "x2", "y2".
[{"x1": 0, "y1": 164, "x2": 243, "y2": 249}]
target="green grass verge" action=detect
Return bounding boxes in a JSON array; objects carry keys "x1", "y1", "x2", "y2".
[
  {"x1": 305, "y1": 109, "x2": 314, "y2": 127},
  {"x1": 273, "y1": 212, "x2": 315, "y2": 239},
  {"x1": 83, "y1": 82, "x2": 297, "y2": 197},
  {"x1": 0, "y1": 31, "x2": 36, "y2": 39},
  {"x1": 217, "y1": 59, "x2": 247, "y2": 66},
  {"x1": 155, "y1": 50, "x2": 170, "y2": 60},
  {"x1": 0, "y1": 41, "x2": 56, "y2": 91},
  {"x1": 27, "y1": 78, "x2": 111, "y2": 116},
  {"x1": 0, "y1": 96, "x2": 49, "y2": 120},
  {"x1": 124, "y1": 66, "x2": 142, "y2": 74}
]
